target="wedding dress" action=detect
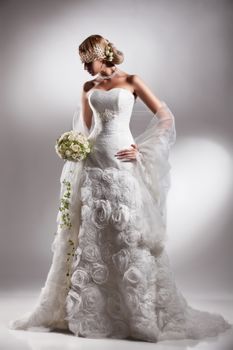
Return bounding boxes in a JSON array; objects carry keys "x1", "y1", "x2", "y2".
[{"x1": 8, "y1": 87, "x2": 232, "y2": 342}]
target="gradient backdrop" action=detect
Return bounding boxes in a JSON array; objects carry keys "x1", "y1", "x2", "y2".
[{"x1": 0, "y1": 0, "x2": 232, "y2": 300}]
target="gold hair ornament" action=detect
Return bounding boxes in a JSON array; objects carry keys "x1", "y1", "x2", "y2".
[{"x1": 79, "y1": 43, "x2": 114, "y2": 63}]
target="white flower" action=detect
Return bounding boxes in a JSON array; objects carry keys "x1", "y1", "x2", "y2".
[
  {"x1": 130, "y1": 248, "x2": 157, "y2": 280},
  {"x1": 71, "y1": 144, "x2": 81, "y2": 152},
  {"x1": 72, "y1": 153, "x2": 78, "y2": 159},
  {"x1": 78, "y1": 313, "x2": 112, "y2": 337},
  {"x1": 80, "y1": 170, "x2": 91, "y2": 186},
  {"x1": 101, "y1": 167, "x2": 142, "y2": 206},
  {"x1": 71, "y1": 246, "x2": 83, "y2": 272},
  {"x1": 92, "y1": 181, "x2": 105, "y2": 199},
  {"x1": 118, "y1": 189, "x2": 136, "y2": 207},
  {"x1": 128, "y1": 206, "x2": 144, "y2": 231},
  {"x1": 71, "y1": 268, "x2": 90, "y2": 289},
  {"x1": 112, "y1": 248, "x2": 130, "y2": 274},
  {"x1": 79, "y1": 226, "x2": 98, "y2": 246},
  {"x1": 116, "y1": 229, "x2": 142, "y2": 247},
  {"x1": 65, "y1": 289, "x2": 82, "y2": 319},
  {"x1": 103, "y1": 184, "x2": 121, "y2": 201},
  {"x1": 61, "y1": 131, "x2": 71, "y2": 137},
  {"x1": 123, "y1": 265, "x2": 145, "y2": 286},
  {"x1": 110, "y1": 204, "x2": 130, "y2": 231},
  {"x1": 156, "y1": 287, "x2": 171, "y2": 306},
  {"x1": 68, "y1": 134, "x2": 76, "y2": 141},
  {"x1": 101, "y1": 241, "x2": 114, "y2": 263},
  {"x1": 80, "y1": 185, "x2": 93, "y2": 204},
  {"x1": 65, "y1": 150, "x2": 71, "y2": 156},
  {"x1": 106, "y1": 290, "x2": 124, "y2": 319},
  {"x1": 76, "y1": 134, "x2": 86, "y2": 143},
  {"x1": 124, "y1": 285, "x2": 140, "y2": 311},
  {"x1": 102, "y1": 167, "x2": 119, "y2": 185},
  {"x1": 91, "y1": 262, "x2": 109, "y2": 284},
  {"x1": 141, "y1": 287, "x2": 156, "y2": 315},
  {"x1": 86, "y1": 167, "x2": 103, "y2": 180},
  {"x1": 91, "y1": 199, "x2": 112, "y2": 229},
  {"x1": 80, "y1": 285, "x2": 106, "y2": 313},
  {"x1": 139, "y1": 297, "x2": 156, "y2": 319},
  {"x1": 81, "y1": 204, "x2": 91, "y2": 223},
  {"x1": 157, "y1": 309, "x2": 170, "y2": 330},
  {"x1": 82, "y1": 244, "x2": 102, "y2": 263}
]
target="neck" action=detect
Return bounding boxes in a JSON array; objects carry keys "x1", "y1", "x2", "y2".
[{"x1": 99, "y1": 66, "x2": 117, "y2": 78}]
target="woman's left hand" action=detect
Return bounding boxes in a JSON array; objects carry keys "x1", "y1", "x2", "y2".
[{"x1": 114, "y1": 144, "x2": 140, "y2": 161}]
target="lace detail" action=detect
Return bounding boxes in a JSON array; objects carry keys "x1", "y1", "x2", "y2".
[{"x1": 98, "y1": 109, "x2": 118, "y2": 122}]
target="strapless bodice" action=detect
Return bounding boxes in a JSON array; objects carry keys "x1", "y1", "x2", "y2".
[
  {"x1": 86, "y1": 88, "x2": 137, "y2": 169},
  {"x1": 88, "y1": 88, "x2": 136, "y2": 132}
]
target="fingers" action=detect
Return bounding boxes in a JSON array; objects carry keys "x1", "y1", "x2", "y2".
[
  {"x1": 115, "y1": 144, "x2": 138, "y2": 156},
  {"x1": 115, "y1": 148, "x2": 131, "y2": 155},
  {"x1": 115, "y1": 150, "x2": 134, "y2": 158},
  {"x1": 114, "y1": 144, "x2": 140, "y2": 162},
  {"x1": 115, "y1": 144, "x2": 139, "y2": 161}
]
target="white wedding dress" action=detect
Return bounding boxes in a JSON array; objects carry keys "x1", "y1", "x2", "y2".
[{"x1": 9, "y1": 87, "x2": 232, "y2": 342}]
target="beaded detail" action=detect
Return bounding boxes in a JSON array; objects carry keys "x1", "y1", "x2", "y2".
[{"x1": 79, "y1": 44, "x2": 114, "y2": 63}]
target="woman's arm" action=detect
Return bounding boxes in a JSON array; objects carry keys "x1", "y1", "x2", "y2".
[
  {"x1": 132, "y1": 74, "x2": 174, "y2": 131},
  {"x1": 116, "y1": 75, "x2": 175, "y2": 161},
  {"x1": 81, "y1": 82, "x2": 93, "y2": 130},
  {"x1": 132, "y1": 74, "x2": 163, "y2": 114},
  {"x1": 116, "y1": 75, "x2": 163, "y2": 161}
]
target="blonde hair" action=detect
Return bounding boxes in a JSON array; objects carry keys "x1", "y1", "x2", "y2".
[{"x1": 78, "y1": 34, "x2": 124, "y2": 65}]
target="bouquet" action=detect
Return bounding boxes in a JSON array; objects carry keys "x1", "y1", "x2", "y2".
[{"x1": 55, "y1": 130, "x2": 92, "y2": 162}]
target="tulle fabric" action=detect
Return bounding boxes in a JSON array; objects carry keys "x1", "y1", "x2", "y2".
[
  {"x1": 8, "y1": 107, "x2": 89, "y2": 332},
  {"x1": 8, "y1": 94, "x2": 232, "y2": 341},
  {"x1": 134, "y1": 101, "x2": 176, "y2": 225}
]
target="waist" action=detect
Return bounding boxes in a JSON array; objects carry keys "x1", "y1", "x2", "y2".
[
  {"x1": 96, "y1": 125, "x2": 133, "y2": 138},
  {"x1": 94, "y1": 131, "x2": 134, "y2": 152}
]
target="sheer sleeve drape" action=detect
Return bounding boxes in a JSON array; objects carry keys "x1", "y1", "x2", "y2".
[{"x1": 134, "y1": 101, "x2": 176, "y2": 225}]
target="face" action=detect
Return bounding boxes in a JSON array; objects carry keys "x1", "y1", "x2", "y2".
[{"x1": 83, "y1": 59, "x2": 104, "y2": 76}]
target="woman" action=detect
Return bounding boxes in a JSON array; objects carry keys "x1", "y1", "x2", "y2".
[{"x1": 8, "y1": 34, "x2": 232, "y2": 342}]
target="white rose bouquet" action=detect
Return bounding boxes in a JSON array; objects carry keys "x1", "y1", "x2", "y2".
[{"x1": 55, "y1": 130, "x2": 92, "y2": 162}]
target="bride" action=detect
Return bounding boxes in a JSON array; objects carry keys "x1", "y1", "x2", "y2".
[{"x1": 8, "y1": 34, "x2": 232, "y2": 342}]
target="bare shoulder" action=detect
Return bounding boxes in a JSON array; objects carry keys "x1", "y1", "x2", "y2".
[
  {"x1": 130, "y1": 74, "x2": 148, "y2": 89},
  {"x1": 129, "y1": 74, "x2": 163, "y2": 113},
  {"x1": 82, "y1": 80, "x2": 96, "y2": 95},
  {"x1": 125, "y1": 73, "x2": 146, "y2": 91},
  {"x1": 130, "y1": 73, "x2": 156, "y2": 96}
]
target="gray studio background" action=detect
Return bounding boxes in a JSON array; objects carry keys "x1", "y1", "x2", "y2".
[{"x1": 0, "y1": 0, "x2": 232, "y2": 299}]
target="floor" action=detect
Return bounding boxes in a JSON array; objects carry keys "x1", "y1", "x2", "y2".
[{"x1": 1, "y1": 289, "x2": 233, "y2": 350}]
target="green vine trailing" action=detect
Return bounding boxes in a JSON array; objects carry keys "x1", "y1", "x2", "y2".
[
  {"x1": 58, "y1": 179, "x2": 72, "y2": 229},
  {"x1": 65, "y1": 238, "x2": 75, "y2": 291},
  {"x1": 57, "y1": 178, "x2": 76, "y2": 291}
]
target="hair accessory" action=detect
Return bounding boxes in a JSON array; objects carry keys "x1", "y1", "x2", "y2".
[{"x1": 79, "y1": 43, "x2": 114, "y2": 63}]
